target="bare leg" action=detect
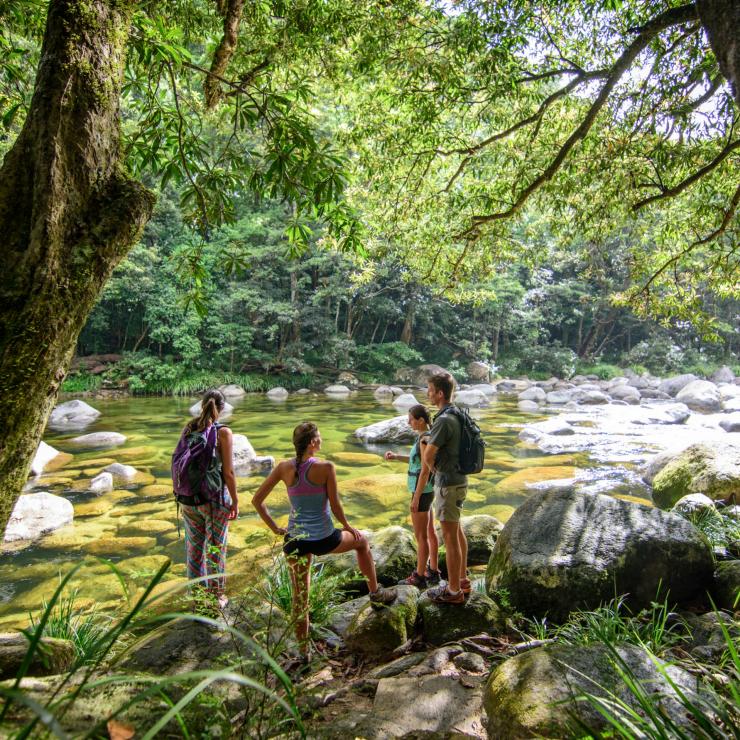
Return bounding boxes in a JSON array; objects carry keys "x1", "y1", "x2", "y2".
[
  {"x1": 427, "y1": 510, "x2": 439, "y2": 572},
  {"x1": 458, "y1": 523, "x2": 468, "y2": 582},
  {"x1": 287, "y1": 554, "x2": 312, "y2": 656},
  {"x1": 411, "y1": 511, "x2": 429, "y2": 576},
  {"x1": 329, "y1": 530, "x2": 379, "y2": 592},
  {"x1": 440, "y1": 521, "x2": 462, "y2": 592}
]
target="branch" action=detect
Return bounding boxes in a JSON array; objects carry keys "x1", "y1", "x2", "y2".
[
  {"x1": 633, "y1": 136, "x2": 739, "y2": 210},
  {"x1": 205, "y1": 0, "x2": 245, "y2": 109},
  {"x1": 458, "y1": 2, "x2": 699, "y2": 238}
]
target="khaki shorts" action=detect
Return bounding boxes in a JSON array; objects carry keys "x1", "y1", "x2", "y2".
[{"x1": 434, "y1": 483, "x2": 467, "y2": 523}]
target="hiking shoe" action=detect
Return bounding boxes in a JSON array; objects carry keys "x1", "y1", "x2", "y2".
[
  {"x1": 460, "y1": 578, "x2": 472, "y2": 595},
  {"x1": 428, "y1": 586, "x2": 465, "y2": 605},
  {"x1": 424, "y1": 567, "x2": 442, "y2": 585},
  {"x1": 369, "y1": 586, "x2": 397, "y2": 607},
  {"x1": 399, "y1": 571, "x2": 427, "y2": 588}
]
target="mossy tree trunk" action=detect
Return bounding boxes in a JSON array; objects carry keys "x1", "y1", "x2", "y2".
[
  {"x1": 0, "y1": 0, "x2": 155, "y2": 537},
  {"x1": 697, "y1": 0, "x2": 740, "y2": 107}
]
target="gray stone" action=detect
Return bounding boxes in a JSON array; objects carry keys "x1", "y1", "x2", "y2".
[
  {"x1": 454, "y1": 389, "x2": 490, "y2": 407},
  {"x1": 517, "y1": 400, "x2": 540, "y2": 412},
  {"x1": 324, "y1": 384, "x2": 351, "y2": 396},
  {"x1": 90, "y1": 472, "x2": 113, "y2": 494},
  {"x1": 3, "y1": 492, "x2": 74, "y2": 543},
  {"x1": 355, "y1": 416, "x2": 416, "y2": 444},
  {"x1": 676, "y1": 380, "x2": 722, "y2": 411},
  {"x1": 712, "y1": 366, "x2": 735, "y2": 383},
  {"x1": 519, "y1": 418, "x2": 575, "y2": 444},
  {"x1": 392, "y1": 393, "x2": 420, "y2": 409},
  {"x1": 188, "y1": 399, "x2": 234, "y2": 417},
  {"x1": 453, "y1": 651, "x2": 487, "y2": 673},
  {"x1": 658, "y1": 373, "x2": 698, "y2": 397},
  {"x1": 573, "y1": 389, "x2": 610, "y2": 405},
  {"x1": 651, "y1": 442, "x2": 740, "y2": 508},
  {"x1": 545, "y1": 390, "x2": 573, "y2": 404},
  {"x1": 467, "y1": 361, "x2": 491, "y2": 382},
  {"x1": 266, "y1": 387, "x2": 288, "y2": 400},
  {"x1": 0, "y1": 633, "x2": 76, "y2": 680},
  {"x1": 366, "y1": 652, "x2": 427, "y2": 679},
  {"x1": 720, "y1": 413, "x2": 740, "y2": 433},
  {"x1": 419, "y1": 591, "x2": 504, "y2": 645},
  {"x1": 672, "y1": 493, "x2": 718, "y2": 519},
  {"x1": 345, "y1": 585, "x2": 419, "y2": 658},
  {"x1": 608, "y1": 384, "x2": 641, "y2": 404},
  {"x1": 48, "y1": 399, "x2": 101, "y2": 430},
  {"x1": 519, "y1": 386, "x2": 546, "y2": 403},
  {"x1": 461, "y1": 515, "x2": 504, "y2": 566},
  {"x1": 484, "y1": 642, "x2": 698, "y2": 739},
  {"x1": 471, "y1": 383, "x2": 498, "y2": 397},
  {"x1": 711, "y1": 561, "x2": 740, "y2": 610},
  {"x1": 30, "y1": 441, "x2": 63, "y2": 475},
  {"x1": 496, "y1": 379, "x2": 531, "y2": 393},
  {"x1": 103, "y1": 462, "x2": 138, "y2": 480},
  {"x1": 69, "y1": 431, "x2": 126, "y2": 449},
  {"x1": 685, "y1": 610, "x2": 739, "y2": 661},
  {"x1": 486, "y1": 489, "x2": 713, "y2": 621},
  {"x1": 720, "y1": 384, "x2": 740, "y2": 400},
  {"x1": 217, "y1": 383, "x2": 246, "y2": 399},
  {"x1": 373, "y1": 385, "x2": 395, "y2": 400},
  {"x1": 327, "y1": 596, "x2": 366, "y2": 639},
  {"x1": 337, "y1": 372, "x2": 360, "y2": 386},
  {"x1": 632, "y1": 403, "x2": 690, "y2": 425},
  {"x1": 639, "y1": 388, "x2": 672, "y2": 400}
]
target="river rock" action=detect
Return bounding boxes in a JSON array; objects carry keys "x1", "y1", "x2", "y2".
[
  {"x1": 390, "y1": 386, "x2": 405, "y2": 396},
  {"x1": 48, "y1": 399, "x2": 101, "y2": 430},
  {"x1": 720, "y1": 413, "x2": 740, "y2": 433},
  {"x1": 392, "y1": 393, "x2": 419, "y2": 409},
  {"x1": 608, "y1": 384, "x2": 641, "y2": 404},
  {"x1": 484, "y1": 642, "x2": 698, "y2": 739},
  {"x1": 545, "y1": 390, "x2": 572, "y2": 404},
  {"x1": 639, "y1": 388, "x2": 671, "y2": 400},
  {"x1": 409, "y1": 364, "x2": 454, "y2": 387},
  {"x1": 355, "y1": 416, "x2": 415, "y2": 444},
  {"x1": 720, "y1": 384, "x2": 740, "y2": 400},
  {"x1": 324, "y1": 384, "x2": 351, "y2": 396},
  {"x1": 454, "y1": 651, "x2": 487, "y2": 673},
  {"x1": 419, "y1": 591, "x2": 504, "y2": 645},
  {"x1": 472, "y1": 383, "x2": 498, "y2": 396},
  {"x1": 724, "y1": 397, "x2": 740, "y2": 412},
  {"x1": 519, "y1": 418, "x2": 575, "y2": 443},
  {"x1": 103, "y1": 463, "x2": 138, "y2": 481},
  {"x1": 266, "y1": 387, "x2": 288, "y2": 400},
  {"x1": 632, "y1": 403, "x2": 690, "y2": 425},
  {"x1": 461, "y1": 515, "x2": 505, "y2": 565},
  {"x1": 454, "y1": 389, "x2": 489, "y2": 407},
  {"x1": 651, "y1": 442, "x2": 740, "y2": 508},
  {"x1": 31, "y1": 441, "x2": 64, "y2": 475},
  {"x1": 684, "y1": 611, "x2": 739, "y2": 661},
  {"x1": 573, "y1": 389, "x2": 610, "y2": 405},
  {"x1": 218, "y1": 384, "x2": 246, "y2": 399},
  {"x1": 0, "y1": 633, "x2": 76, "y2": 680},
  {"x1": 337, "y1": 372, "x2": 360, "y2": 386},
  {"x1": 671, "y1": 493, "x2": 718, "y2": 518},
  {"x1": 712, "y1": 365, "x2": 735, "y2": 383},
  {"x1": 658, "y1": 373, "x2": 698, "y2": 397},
  {"x1": 518, "y1": 386, "x2": 546, "y2": 403},
  {"x1": 486, "y1": 489, "x2": 713, "y2": 621},
  {"x1": 345, "y1": 585, "x2": 419, "y2": 658},
  {"x1": 232, "y1": 434, "x2": 257, "y2": 475},
  {"x1": 69, "y1": 431, "x2": 126, "y2": 449},
  {"x1": 518, "y1": 400, "x2": 540, "y2": 412},
  {"x1": 467, "y1": 361, "x2": 491, "y2": 381},
  {"x1": 374, "y1": 385, "x2": 394, "y2": 400},
  {"x1": 188, "y1": 400, "x2": 234, "y2": 416},
  {"x1": 676, "y1": 380, "x2": 722, "y2": 411},
  {"x1": 90, "y1": 472, "x2": 113, "y2": 494},
  {"x1": 3, "y1": 492, "x2": 74, "y2": 543},
  {"x1": 711, "y1": 561, "x2": 740, "y2": 610}
]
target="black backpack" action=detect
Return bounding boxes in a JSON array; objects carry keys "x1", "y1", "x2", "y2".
[{"x1": 440, "y1": 405, "x2": 486, "y2": 475}]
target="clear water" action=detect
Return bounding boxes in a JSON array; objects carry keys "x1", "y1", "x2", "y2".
[{"x1": 1, "y1": 392, "x2": 618, "y2": 628}]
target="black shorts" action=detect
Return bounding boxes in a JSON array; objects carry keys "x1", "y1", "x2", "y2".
[
  {"x1": 414, "y1": 491, "x2": 434, "y2": 513},
  {"x1": 283, "y1": 528, "x2": 343, "y2": 557}
]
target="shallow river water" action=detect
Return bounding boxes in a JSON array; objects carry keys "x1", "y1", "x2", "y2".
[{"x1": 1, "y1": 391, "x2": 657, "y2": 628}]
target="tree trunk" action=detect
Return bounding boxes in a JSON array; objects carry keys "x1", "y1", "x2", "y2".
[
  {"x1": 698, "y1": 0, "x2": 740, "y2": 107},
  {"x1": 290, "y1": 269, "x2": 300, "y2": 343},
  {"x1": 400, "y1": 296, "x2": 416, "y2": 345},
  {"x1": 0, "y1": 0, "x2": 155, "y2": 536}
]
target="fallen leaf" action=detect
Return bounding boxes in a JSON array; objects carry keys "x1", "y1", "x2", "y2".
[{"x1": 107, "y1": 719, "x2": 135, "y2": 740}]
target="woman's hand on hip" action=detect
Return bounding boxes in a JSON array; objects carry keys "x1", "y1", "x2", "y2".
[{"x1": 343, "y1": 524, "x2": 362, "y2": 541}]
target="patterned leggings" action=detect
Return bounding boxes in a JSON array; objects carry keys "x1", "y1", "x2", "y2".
[{"x1": 181, "y1": 503, "x2": 230, "y2": 595}]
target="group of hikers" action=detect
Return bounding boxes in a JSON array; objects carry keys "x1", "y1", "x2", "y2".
[{"x1": 175, "y1": 372, "x2": 471, "y2": 661}]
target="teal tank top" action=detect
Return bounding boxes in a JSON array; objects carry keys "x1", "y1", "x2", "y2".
[{"x1": 407, "y1": 432, "x2": 434, "y2": 494}]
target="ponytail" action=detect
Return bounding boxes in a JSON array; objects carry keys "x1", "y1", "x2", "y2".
[
  {"x1": 185, "y1": 389, "x2": 226, "y2": 435},
  {"x1": 293, "y1": 421, "x2": 318, "y2": 468}
]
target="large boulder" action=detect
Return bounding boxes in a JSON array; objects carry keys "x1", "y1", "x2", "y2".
[
  {"x1": 231, "y1": 434, "x2": 273, "y2": 475},
  {"x1": 0, "y1": 633, "x2": 76, "y2": 680},
  {"x1": 486, "y1": 489, "x2": 713, "y2": 621},
  {"x1": 519, "y1": 418, "x2": 575, "y2": 444},
  {"x1": 218, "y1": 384, "x2": 246, "y2": 399},
  {"x1": 318, "y1": 526, "x2": 417, "y2": 586},
  {"x1": 671, "y1": 493, "x2": 718, "y2": 518},
  {"x1": 419, "y1": 591, "x2": 504, "y2": 645},
  {"x1": 676, "y1": 380, "x2": 722, "y2": 411},
  {"x1": 48, "y1": 399, "x2": 100, "y2": 430},
  {"x1": 355, "y1": 416, "x2": 416, "y2": 444},
  {"x1": 454, "y1": 389, "x2": 489, "y2": 407},
  {"x1": 720, "y1": 413, "x2": 740, "y2": 433},
  {"x1": 651, "y1": 443, "x2": 740, "y2": 508},
  {"x1": 484, "y1": 642, "x2": 698, "y2": 740},
  {"x1": 518, "y1": 386, "x2": 546, "y2": 403},
  {"x1": 69, "y1": 431, "x2": 127, "y2": 449},
  {"x1": 266, "y1": 387, "x2": 289, "y2": 400},
  {"x1": 324, "y1": 384, "x2": 352, "y2": 396},
  {"x1": 345, "y1": 585, "x2": 419, "y2": 657},
  {"x1": 392, "y1": 393, "x2": 420, "y2": 409},
  {"x1": 711, "y1": 561, "x2": 740, "y2": 610},
  {"x1": 461, "y1": 515, "x2": 505, "y2": 565},
  {"x1": 631, "y1": 403, "x2": 690, "y2": 425},
  {"x1": 608, "y1": 384, "x2": 641, "y2": 404},
  {"x1": 545, "y1": 390, "x2": 573, "y2": 404},
  {"x1": 30, "y1": 441, "x2": 65, "y2": 475},
  {"x1": 409, "y1": 364, "x2": 454, "y2": 387},
  {"x1": 3, "y1": 492, "x2": 74, "y2": 543},
  {"x1": 467, "y1": 361, "x2": 491, "y2": 382},
  {"x1": 712, "y1": 365, "x2": 735, "y2": 383},
  {"x1": 658, "y1": 373, "x2": 698, "y2": 397},
  {"x1": 573, "y1": 389, "x2": 610, "y2": 405}
]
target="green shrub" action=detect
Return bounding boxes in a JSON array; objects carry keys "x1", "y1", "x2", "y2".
[
  {"x1": 576, "y1": 363, "x2": 624, "y2": 380},
  {"x1": 353, "y1": 341, "x2": 423, "y2": 378},
  {"x1": 61, "y1": 373, "x2": 103, "y2": 393}
]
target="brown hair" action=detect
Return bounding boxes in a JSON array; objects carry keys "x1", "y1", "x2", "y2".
[
  {"x1": 186, "y1": 389, "x2": 226, "y2": 434},
  {"x1": 428, "y1": 372, "x2": 454, "y2": 402},
  {"x1": 408, "y1": 404, "x2": 431, "y2": 425},
  {"x1": 293, "y1": 421, "x2": 319, "y2": 467}
]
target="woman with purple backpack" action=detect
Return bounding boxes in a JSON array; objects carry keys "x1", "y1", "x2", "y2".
[{"x1": 177, "y1": 389, "x2": 238, "y2": 608}]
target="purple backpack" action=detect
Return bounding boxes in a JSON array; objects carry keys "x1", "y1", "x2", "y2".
[{"x1": 171, "y1": 424, "x2": 223, "y2": 506}]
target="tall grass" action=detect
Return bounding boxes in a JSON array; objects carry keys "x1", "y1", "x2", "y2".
[
  {"x1": 681, "y1": 508, "x2": 740, "y2": 551},
  {"x1": 60, "y1": 374, "x2": 102, "y2": 393},
  {"x1": 0, "y1": 562, "x2": 305, "y2": 738}
]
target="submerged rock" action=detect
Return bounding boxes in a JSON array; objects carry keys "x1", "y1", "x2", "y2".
[
  {"x1": 103, "y1": 462, "x2": 138, "y2": 480},
  {"x1": 419, "y1": 591, "x2": 504, "y2": 645},
  {"x1": 355, "y1": 416, "x2": 416, "y2": 444},
  {"x1": 486, "y1": 489, "x2": 713, "y2": 621},
  {"x1": 651, "y1": 442, "x2": 740, "y2": 508},
  {"x1": 48, "y1": 399, "x2": 100, "y2": 430},
  {"x1": 69, "y1": 431, "x2": 126, "y2": 449},
  {"x1": 519, "y1": 418, "x2": 575, "y2": 443},
  {"x1": 484, "y1": 642, "x2": 698, "y2": 739},
  {"x1": 3, "y1": 492, "x2": 74, "y2": 543},
  {"x1": 90, "y1": 472, "x2": 113, "y2": 494}
]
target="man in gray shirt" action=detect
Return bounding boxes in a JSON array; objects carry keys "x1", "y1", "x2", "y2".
[{"x1": 423, "y1": 372, "x2": 469, "y2": 604}]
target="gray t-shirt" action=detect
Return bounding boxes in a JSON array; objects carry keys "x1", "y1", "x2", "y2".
[{"x1": 428, "y1": 405, "x2": 468, "y2": 487}]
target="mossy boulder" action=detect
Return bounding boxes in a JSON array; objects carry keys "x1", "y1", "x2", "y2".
[
  {"x1": 651, "y1": 443, "x2": 740, "y2": 509},
  {"x1": 486, "y1": 489, "x2": 713, "y2": 621},
  {"x1": 0, "y1": 634, "x2": 76, "y2": 680},
  {"x1": 460, "y1": 515, "x2": 504, "y2": 565},
  {"x1": 484, "y1": 643, "x2": 697, "y2": 739},
  {"x1": 419, "y1": 591, "x2": 504, "y2": 645},
  {"x1": 712, "y1": 561, "x2": 740, "y2": 610},
  {"x1": 345, "y1": 585, "x2": 419, "y2": 657}
]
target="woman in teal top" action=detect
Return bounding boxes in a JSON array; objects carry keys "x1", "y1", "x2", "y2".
[{"x1": 385, "y1": 404, "x2": 441, "y2": 588}]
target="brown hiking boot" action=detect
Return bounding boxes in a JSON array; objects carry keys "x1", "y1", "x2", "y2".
[
  {"x1": 398, "y1": 571, "x2": 427, "y2": 588},
  {"x1": 460, "y1": 577, "x2": 472, "y2": 595},
  {"x1": 428, "y1": 586, "x2": 464, "y2": 605},
  {"x1": 369, "y1": 586, "x2": 397, "y2": 607},
  {"x1": 424, "y1": 566, "x2": 442, "y2": 585}
]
